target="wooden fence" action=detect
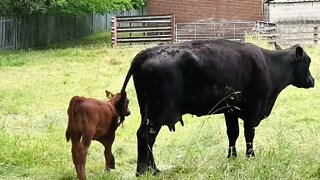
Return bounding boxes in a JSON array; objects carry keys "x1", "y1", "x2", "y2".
[
  {"x1": 0, "y1": 17, "x2": 16, "y2": 49},
  {"x1": 111, "y1": 14, "x2": 175, "y2": 47},
  {"x1": 0, "y1": 8, "x2": 146, "y2": 49},
  {"x1": 0, "y1": 15, "x2": 105, "y2": 49}
]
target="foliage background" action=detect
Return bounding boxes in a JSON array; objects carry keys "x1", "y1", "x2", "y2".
[{"x1": 0, "y1": 0, "x2": 146, "y2": 15}]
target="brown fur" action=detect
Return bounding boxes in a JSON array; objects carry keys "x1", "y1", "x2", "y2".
[{"x1": 66, "y1": 91, "x2": 130, "y2": 180}]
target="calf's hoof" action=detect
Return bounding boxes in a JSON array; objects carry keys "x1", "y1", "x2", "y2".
[
  {"x1": 109, "y1": 163, "x2": 115, "y2": 169},
  {"x1": 105, "y1": 165, "x2": 115, "y2": 172},
  {"x1": 105, "y1": 160, "x2": 115, "y2": 171}
]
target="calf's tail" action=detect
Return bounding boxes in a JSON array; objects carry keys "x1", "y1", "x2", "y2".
[{"x1": 66, "y1": 96, "x2": 83, "y2": 142}]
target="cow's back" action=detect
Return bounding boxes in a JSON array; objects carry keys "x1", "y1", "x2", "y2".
[
  {"x1": 133, "y1": 40, "x2": 270, "y2": 116},
  {"x1": 138, "y1": 40, "x2": 267, "y2": 90}
]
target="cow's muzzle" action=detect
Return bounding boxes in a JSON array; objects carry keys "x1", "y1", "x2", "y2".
[
  {"x1": 124, "y1": 110, "x2": 131, "y2": 116},
  {"x1": 308, "y1": 77, "x2": 315, "y2": 88}
]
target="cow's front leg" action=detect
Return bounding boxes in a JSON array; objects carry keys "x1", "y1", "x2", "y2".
[
  {"x1": 242, "y1": 96, "x2": 264, "y2": 158},
  {"x1": 224, "y1": 112, "x2": 239, "y2": 158},
  {"x1": 244, "y1": 121, "x2": 255, "y2": 157},
  {"x1": 136, "y1": 121, "x2": 161, "y2": 177}
]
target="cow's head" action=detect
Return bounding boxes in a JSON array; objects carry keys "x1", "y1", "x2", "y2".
[
  {"x1": 290, "y1": 45, "x2": 315, "y2": 88},
  {"x1": 105, "y1": 90, "x2": 131, "y2": 125}
]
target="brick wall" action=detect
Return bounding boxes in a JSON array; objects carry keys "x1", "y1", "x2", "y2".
[{"x1": 147, "y1": 0, "x2": 263, "y2": 23}]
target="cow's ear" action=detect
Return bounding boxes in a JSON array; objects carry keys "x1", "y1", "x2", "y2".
[
  {"x1": 274, "y1": 42, "x2": 282, "y2": 50},
  {"x1": 105, "y1": 90, "x2": 114, "y2": 99},
  {"x1": 295, "y1": 46, "x2": 303, "y2": 60}
]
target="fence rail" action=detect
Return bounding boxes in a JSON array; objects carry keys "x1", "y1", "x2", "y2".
[
  {"x1": 176, "y1": 21, "x2": 276, "y2": 43},
  {"x1": 111, "y1": 14, "x2": 175, "y2": 47},
  {"x1": 176, "y1": 20, "x2": 320, "y2": 46}
]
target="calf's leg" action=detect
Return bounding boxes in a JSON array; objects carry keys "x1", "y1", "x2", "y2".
[
  {"x1": 101, "y1": 135, "x2": 115, "y2": 171},
  {"x1": 75, "y1": 134, "x2": 92, "y2": 180},
  {"x1": 71, "y1": 136, "x2": 82, "y2": 179}
]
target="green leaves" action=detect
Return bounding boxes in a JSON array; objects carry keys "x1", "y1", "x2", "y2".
[
  {"x1": 0, "y1": 0, "x2": 146, "y2": 15},
  {"x1": 0, "y1": 0, "x2": 48, "y2": 15}
]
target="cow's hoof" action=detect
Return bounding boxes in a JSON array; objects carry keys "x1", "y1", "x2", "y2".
[
  {"x1": 246, "y1": 149, "x2": 255, "y2": 158},
  {"x1": 150, "y1": 167, "x2": 160, "y2": 176},
  {"x1": 135, "y1": 167, "x2": 160, "y2": 177},
  {"x1": 227, "y1": 146, "x2": 237, "y2": 158}
]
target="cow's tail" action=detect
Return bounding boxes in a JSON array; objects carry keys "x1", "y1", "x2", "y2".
[
  {"x1": 66, "y1": 96, "x2": 83, "y2": 142},
  {"x1": 119, "y1": 50, "x2": 148, "y2": 122}
]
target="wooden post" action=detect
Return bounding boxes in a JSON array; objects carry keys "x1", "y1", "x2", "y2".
[
  {"x1": 15, "y1": 17, "x2": 18, "y2": 49},
  {"x1": 171, "y1": 14, "x2": 175, "y2": 43},
  {"x1": 233, "y1": 24, "x2": 236, "y2": 40},
  {"x1": 194, "y1": 24, "x2": 197, "y2": 40},
  {"x1": 74, "y1": 16, "x2": 77, "y2": 38},
  {"x1": 314, "y1": 26, "x2": 318, "y2": 44},
  {"x1": 129, "y1": 22, "x2": 132, "y2": 46},
  {"x1": 112, "y1": 16, "x2": 117, "y2": 48}
]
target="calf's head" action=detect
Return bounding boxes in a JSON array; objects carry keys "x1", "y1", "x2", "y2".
[
  {"x1": 291, "y1": 46, "x2": 315, "y2": 88},
  {"x1": 105, "y1": 89, "x2": 130, "y2": 125}
]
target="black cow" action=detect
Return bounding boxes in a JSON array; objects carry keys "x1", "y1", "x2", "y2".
[{"x1": 119, "y1": 39, "x2": 315, "y2": 176}]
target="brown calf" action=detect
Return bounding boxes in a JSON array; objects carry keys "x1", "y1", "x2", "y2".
[{"x1": 66, "y1": 90, "x2": 130, "y2": 180}]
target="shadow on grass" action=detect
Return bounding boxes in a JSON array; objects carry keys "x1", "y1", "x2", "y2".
[
  {"x1": 58, "y1": 174, "x2": 75, "y2": 180},
  {"x1": 44, "y1": 31, "x2": 112, "y2": 50},
  {"x1": 0, "y1": 163, "x2": 30, "y2": 178},
  {"x1": 0, "y1": 31, "x2": 112, "y2": 54}
]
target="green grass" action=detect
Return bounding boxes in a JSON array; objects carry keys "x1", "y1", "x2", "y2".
[{"x1": 0, "y1": 33, "x2": 320, "y2": 180}]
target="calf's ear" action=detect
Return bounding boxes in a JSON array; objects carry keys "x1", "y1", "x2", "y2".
[
  {"x1": 295, "y1": 46, "x2": 303, "y2": 60},
  {"x1": 105, "y1": 90, "x2": 114, "y2": 99}
]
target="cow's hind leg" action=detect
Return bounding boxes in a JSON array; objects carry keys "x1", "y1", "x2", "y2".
[
  {"x1": 224, "y1": 112, "x2": 239, "y2": 158},
  {"x1": 136, "y1": 113, "x2": 162, "y2": 176},
  {"x1": 134, "y1": 78, "x2": 161, "y2": 176}
]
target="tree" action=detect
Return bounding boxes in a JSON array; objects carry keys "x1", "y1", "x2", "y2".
[
  {"x1": 0, "y1": 0, "x2": 146, "y2": 16},
  {"x1": 0, "y1": 0, "x2": 50, "y2": 15}
]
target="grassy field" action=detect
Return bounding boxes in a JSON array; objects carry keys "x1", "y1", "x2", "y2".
[{"x1": 0, "y1": 33, "x2": 319, "y2": 180}]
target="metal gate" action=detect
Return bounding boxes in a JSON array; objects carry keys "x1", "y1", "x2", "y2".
[
  {"x1": 175, "y1": 21, "x2": 276, "y2": 43},
  {"x1": 111, "y1": 14, "x2": 175, "y2": 47}
]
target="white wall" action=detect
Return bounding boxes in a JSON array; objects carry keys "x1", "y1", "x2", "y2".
[{"x1": 269, "y1": 2, "x2": 320, "y2": 22}]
